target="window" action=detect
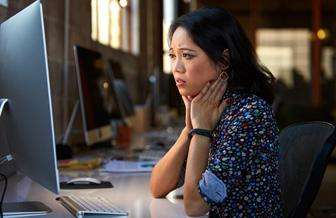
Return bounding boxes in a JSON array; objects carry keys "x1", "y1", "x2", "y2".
[
  {"x1": 163, "y1": 0, "x2": 177, "y2": 74},
  {"x1": 0, "y1": 0, "x2": 7, "y2": 7},
  {"x1": 257, "y1": 29, "x2": 311, "y2": 87},
  {"x1": 91, "y1": 0, "x2": 139, "y2": 55}
]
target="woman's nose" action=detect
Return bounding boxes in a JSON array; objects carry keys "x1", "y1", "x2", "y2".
[{"x1": 172, "y1": 59, "x2": 185, "y2": 74}]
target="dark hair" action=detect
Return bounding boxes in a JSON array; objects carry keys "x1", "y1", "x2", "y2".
[{"x1": 168, "y1": 7, "x2": 275, "y2": 104}]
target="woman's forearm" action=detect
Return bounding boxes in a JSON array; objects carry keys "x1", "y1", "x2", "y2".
[
  {"x1": 150, "y1": 127, "x2": 190, "y2": 198},
  {"x1": 184, "y1": 135, "x2": 210, "y2": 216}
]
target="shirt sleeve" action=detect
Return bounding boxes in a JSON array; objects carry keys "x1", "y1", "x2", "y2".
[
  {"x1": 198, "y1": 98, "x2": 279, "y2": 209},
  {"x1": 198, "y1": 169, "x2": 227, "y2": 204}
]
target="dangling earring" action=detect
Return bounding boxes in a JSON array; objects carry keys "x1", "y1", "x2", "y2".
[{"x1": 220, "y1": 70, "x2": 228, "y2": 81}]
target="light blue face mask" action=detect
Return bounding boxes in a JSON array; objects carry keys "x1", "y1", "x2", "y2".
[{"x1": 199, "y1": 169, "x2": 227, "y2": 204}]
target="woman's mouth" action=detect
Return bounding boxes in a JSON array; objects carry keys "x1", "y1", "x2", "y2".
[{"x1": 176, "y1": 79, "x2": 186, "y2": 87}]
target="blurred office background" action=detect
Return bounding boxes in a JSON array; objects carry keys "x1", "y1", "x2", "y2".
[
  {"x1": 0, "y1": 0, "x2": 335, "y2": 137},
  {"x1": 0, "y1": 0, "x2": 336, "y2": 216},
  {"x1": 1, "y1": 0, "x2": 335, "y2": 136}
]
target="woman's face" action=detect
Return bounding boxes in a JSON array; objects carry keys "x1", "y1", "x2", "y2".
[{"x1": 169, "y1": 27, "x2": 219, "y2": 97}]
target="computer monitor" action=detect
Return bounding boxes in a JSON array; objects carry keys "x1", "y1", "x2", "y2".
[
  {"x1": 0, "y1": 1, "x2": 61, "y2": 215},
  {"x1": 0, "y1": 0, "x2": 59, "y2": 195},
  {"x1": 74, "y1": 45, "x2": 122, "y2": 145},
  {"x1": 107, "y1": 60, "x2": 135, "y2": 120}
]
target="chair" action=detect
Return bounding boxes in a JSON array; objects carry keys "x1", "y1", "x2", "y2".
[{"x1": 279, "y1": 121, "x2": 336, "y2": 218}]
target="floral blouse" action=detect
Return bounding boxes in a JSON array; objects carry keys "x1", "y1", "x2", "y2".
[{"x1": 193, "y1": 89, "x2": 283, "y2": 217}]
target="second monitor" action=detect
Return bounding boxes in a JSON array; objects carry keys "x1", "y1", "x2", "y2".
[{"x1": 74, "y1": 45, "x2": 135, "y2": 146}]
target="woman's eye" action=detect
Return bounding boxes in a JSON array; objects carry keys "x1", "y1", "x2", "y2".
[
  {"x1": 168, "y1": 53, "x2": 176, "y2": 59},
  {"x1": 182, "y1": 53, "x2": 194, "y2": 59}
]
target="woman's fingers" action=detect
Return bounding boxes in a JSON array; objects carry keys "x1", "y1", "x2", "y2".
[
  {"x1": 213, "y1": 80, "x2": 228, "y2": 103},
  {"x1": 208, "y1": 78, "x2": 223, "y2": 101},
  {"x1": 193, "y1": 76, "x2": 226, "y2": 105},
  {"x1": 193, "y1": 81, "x2": 211, "y2": 102},
  {"x1": 203, "y1": 78, "x2": 221, "y2": 101},
  {"x1": 181, "y1": 96, "x2": 188, "y2": 105},
  {"x1": 182, "y1": 95, "x2": 188, "y2": 101},
  {"x1": 205, "y1": 77, "x2": 225, "y2": 104}
]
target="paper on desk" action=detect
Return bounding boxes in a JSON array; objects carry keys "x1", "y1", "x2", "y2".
[{"x1": 102, "y1": 160, "x2": 157, "y2": 173}]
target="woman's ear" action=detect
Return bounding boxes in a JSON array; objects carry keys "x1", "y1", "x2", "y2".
[
  {"x1": 222, "y1": 49, "x2": 229, "y2": 70},
  {"x1": 222, "y1": 49, "x2": 229, "y2": 58},
  {"x1": 217, "y1": 49, "x2": 230, "y2": 72}
]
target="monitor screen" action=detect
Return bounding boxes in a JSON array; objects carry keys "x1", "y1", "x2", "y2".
[{"x1": 74, "y1": 46, "x2": 122, "y2": 145}]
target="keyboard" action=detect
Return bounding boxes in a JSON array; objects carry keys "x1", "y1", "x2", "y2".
[{"x1": 57, "y1": 195, "x2": 128, "y2": 217}]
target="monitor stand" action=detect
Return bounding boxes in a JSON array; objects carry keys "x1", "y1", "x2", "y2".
[
  {"x1": 0, "y1": 160, "x2": 53, "y2": 216},
  {"x1": 0, "y1": 159, "x2": 53, "y2": 216},
  {"x1": 3, "y1": 201, "x2": 52, "y2": 217},
  {"x1": 56, "y1": 100, "x2": 79, "y2": 160},
  {"x1": 0, "y1": 98, "x2": 52, "y2": 216}
]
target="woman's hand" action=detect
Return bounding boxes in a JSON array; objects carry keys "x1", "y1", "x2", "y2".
[
  {"x1": 190, "y1": 76, "x2": 228, "y2": 130},
  {"x1": 182, "y1": 95, "x2": 193, "y2": 131}
]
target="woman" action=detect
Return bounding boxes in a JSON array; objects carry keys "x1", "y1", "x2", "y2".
[{"x1": 150, "y1": 7, "x2": 283, "y2": 217}]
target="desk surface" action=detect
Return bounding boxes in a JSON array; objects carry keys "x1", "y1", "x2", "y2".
[
  {"x1": 4, "y1": 128, "x2": 206, "y2": 217},
  {"x1": 6, "y1": 171, "x2": 206, "y2": 218}
]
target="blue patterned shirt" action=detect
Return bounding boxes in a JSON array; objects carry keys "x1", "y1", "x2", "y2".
[{"x1": 197, "y1": 89, "x2": 283, "y2": 217}]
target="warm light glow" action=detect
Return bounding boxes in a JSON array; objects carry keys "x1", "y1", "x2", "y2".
[
  {"x1": 119, "y1": 0, "x2": 128, "y2": 8},
  {"x1": 110, "y1": 0, "x2": 121, "y2": 48},
  {"x1": 103, "y1": 82, "x2": 109, "y2": 89},
  {"x1": 91, "y1": 0, "x2": 139, "y2": 54},
  {"x1": 91, "y1": 0, "x2": 98, "y2": 40},
  {"x1": 317, "y1": 29, "x2": 328, "y2": 40},
  {"x1": 163, "y1": 20, "x2": 171, "y2": 74},
  {"x1": 97, "y1": 0, "x2": 110, "y2": 45}
]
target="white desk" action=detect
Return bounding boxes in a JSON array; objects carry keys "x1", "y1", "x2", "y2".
[{"x1": 5, "y1": 172, "x2": 206, "y2": 218}]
